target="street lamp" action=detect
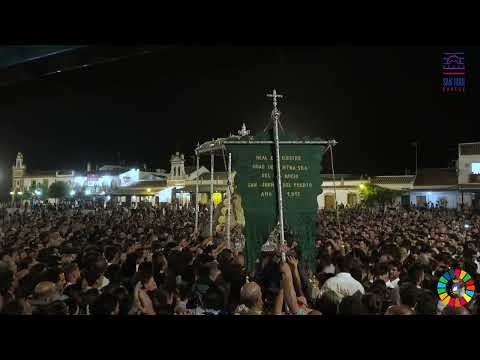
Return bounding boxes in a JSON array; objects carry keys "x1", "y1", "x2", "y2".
[
  {"x1": 359, "y1": 183, "x2": 366, "y2": 190},
  {"x1": 9, "y1": 191, "x2": 14, "y2": 195}
]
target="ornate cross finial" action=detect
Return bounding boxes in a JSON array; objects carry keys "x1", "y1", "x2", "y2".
[
  {"x1": 267, "y1": 89, "x2": 283, "y2": 112},
  {"x1": 264, "y1": 89, "x2": 285, "y2": 131}
]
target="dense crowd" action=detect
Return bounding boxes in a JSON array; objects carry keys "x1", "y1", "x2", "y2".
[{"x1": 0, "y1": 203, "x2": 479, "y2": 315}]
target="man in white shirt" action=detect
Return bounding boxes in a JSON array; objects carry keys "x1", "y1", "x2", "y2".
[
  {"x1": 319, "y1": 255, "x2": 365, "y2": 301},
  {"x1": 386, "y1": 262, "x2": 400, "y2": 289}
]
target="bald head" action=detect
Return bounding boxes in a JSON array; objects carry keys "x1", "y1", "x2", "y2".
[
  {"x1": 385, "y1": 305, "x2": 414, "y2": 315},
  {"x1": 442, "y1": 306, "x2": 471, "y2": 316},
  {"x1": 240, "y1": 282, "x2": 262, "y2": 309}
]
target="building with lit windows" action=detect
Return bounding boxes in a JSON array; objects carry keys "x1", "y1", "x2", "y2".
[
  {"x1": 11, "y1": 152, "x2": 75, "y2": 201},
  {"x1": 318, "y1": 142, "x2": 480, "y2": 210},
  {"x1": 110, "y1": 152, "x2": 229, "y2": 207},
  {"x1": 10, "y1": 153, "x2": 167, "y2": 203}
]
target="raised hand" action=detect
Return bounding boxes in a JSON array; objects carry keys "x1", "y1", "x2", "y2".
[{"x1": 287, "y1": 255, "x2": 298, "y2": 268}]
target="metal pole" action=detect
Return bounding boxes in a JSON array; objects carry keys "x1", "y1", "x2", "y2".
[
  {"x1": 210, "y1": 152, "x2": 214, "y2": 237},
  {"x1": 227, "y1": 152, "x2": 232, "y2": 248},
  {"x1": 329, "y1": 143, "x2": 340, "y2": 226},
  {"x1": 273, "y1": 111, "x2": 286, "y2": 262},
  {"x1": 195, "y1": 153, "x2": 199, "y2": 234},
  {"x1": 415, "y1": 143, "x2": 418, "y2": 175}
]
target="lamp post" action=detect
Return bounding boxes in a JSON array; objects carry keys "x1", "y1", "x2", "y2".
[{"x1": 411, "y1": 141, "x2": 419, "y2": 175}]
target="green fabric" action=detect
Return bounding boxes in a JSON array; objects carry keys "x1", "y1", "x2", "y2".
[{"x1": 226, "y1": 129, "x2": 324, "y2": 271}]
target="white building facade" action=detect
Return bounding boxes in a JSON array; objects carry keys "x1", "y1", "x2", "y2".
[
  {"x1": 110, "y1": 152, "x2": 228, "y2": 208},
  {"x1": 317, "y1": 142, "x2": 480, "y2": 210},
  {"x1": 11, "y1": 152, "x2": 74, "y2": 202}
]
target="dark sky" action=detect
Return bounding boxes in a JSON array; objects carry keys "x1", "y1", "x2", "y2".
[{"x1": 0, "y1": 45, "x2": 478, "y2": 200}]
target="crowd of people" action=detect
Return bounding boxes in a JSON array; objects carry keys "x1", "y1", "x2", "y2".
[{"x1": 0, "y1": 202, "x2": 479, "y2": 315}]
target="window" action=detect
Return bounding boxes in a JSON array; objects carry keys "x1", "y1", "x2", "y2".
[
  {"x1": 416, "y1": 196, "x2": 427, "y2": 207},
  {"x1": 347, "y1": 193, "x2": 358, "y2": 206},
  {"x1": 401, "y1": 195, "x2": 410, "y2": 207},
  {"x1": 472, "y1": 163, "x2": 480, "y2": 174}
]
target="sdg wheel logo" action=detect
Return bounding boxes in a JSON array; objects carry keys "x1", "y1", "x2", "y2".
[{"x1": 437, "y1": 268, "x2": 475, "y2": 307}]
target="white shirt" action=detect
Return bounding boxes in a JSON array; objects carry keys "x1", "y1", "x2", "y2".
[
  {"x1": 319, "y1": 272, "x2": 365, "y2": 300},
  {"x1": 97, "y1": 275, "x2": 110, "y2": 290},
  {"x1": 386, "y1": 278, "x2": 399, "y2": 289}
]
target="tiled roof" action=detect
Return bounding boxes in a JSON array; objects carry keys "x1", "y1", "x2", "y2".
[
  {"x1": 372, "y1": 175, "x2": 415, "y2": 185},
  {"x1": 321, "y1": 174, "x2": 365, "y2": 181},
  {"x1": 413, "y1": 168, "x2": 457, "y2": 187}
]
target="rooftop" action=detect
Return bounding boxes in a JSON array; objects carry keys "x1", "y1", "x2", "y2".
[
  {"x1": 321, "y1": 174, "x2": 365, "y2": 181},
  {"x1": 372, "y1": 175, "x2": 415, "y2": 185},
  {"x1": 459, "y1": 143, "x2": 480, "y2": 156},
  {"x1": 25, "y1": 170, "x2": 67, "y2": 177},
  {"x1": 413, "y1": 168, "x2": 457, "y2": 187}
]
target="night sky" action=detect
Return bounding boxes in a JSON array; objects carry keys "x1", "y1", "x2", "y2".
[{"x1": 0, "y1": 45, "x2": 478, "y2": 200}]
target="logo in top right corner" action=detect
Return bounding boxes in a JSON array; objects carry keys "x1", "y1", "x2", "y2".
[{"x1": 442, "y1": 51, "x2": 465, "y2": 93}]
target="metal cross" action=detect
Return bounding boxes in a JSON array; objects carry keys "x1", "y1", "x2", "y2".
[{"x1": 267, "y1": 89, "x2": 283, "y2": 112}]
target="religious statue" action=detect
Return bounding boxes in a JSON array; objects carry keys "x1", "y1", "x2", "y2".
[{"x1": 213, "y1": 191, "x2": 245, "y2": 233}]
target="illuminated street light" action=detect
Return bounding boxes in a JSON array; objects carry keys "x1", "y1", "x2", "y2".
[
  {"x1": 9, "y1": 191, "x2": 14, "y2": 195},
  {"x1": 70, "y1": 190, "x2": 76, "y2": 196},
  {"x1": 147, "y1": 188, "x2": 151, "y2": 192},
  {"x1": 359, "y1": 183, "x2": 366, "y2": 190},
  {"x1": 34, "y1": 190, "x2": 42, "y2": 196},
  {"x1": 18, "y1": 192, "x2": 23, "y2": 195}
]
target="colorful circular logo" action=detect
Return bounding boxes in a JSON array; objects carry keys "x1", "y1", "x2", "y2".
[{"x1": 437, "y1": 268, "x2": 475, "y2": 307}]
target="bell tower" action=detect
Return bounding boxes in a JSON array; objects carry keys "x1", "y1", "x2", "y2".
[
  {"x1": 12, "y1": 152, "x2": 26, "y2": 192},
  {"x1": 170, "y1": 152, "x2": 186, "y2": 179}
]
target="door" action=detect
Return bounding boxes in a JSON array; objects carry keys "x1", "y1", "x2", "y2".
[
  {"x1": 401, "y1": 195, "x2": 410, "y2": 207},
  {"x1": 324, "y1": 194, "x2": 336, "y2": 209},
  {"x1": 347, "y1": 193, "x2": 358, "y2": 207},
  {"x1": 416, "y1": 195, "x2": 427, "y2": 207}
]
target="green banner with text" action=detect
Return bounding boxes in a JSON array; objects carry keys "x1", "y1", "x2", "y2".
[{"x1": 226, "y1": 129, "x2": 324, "y2": 271}]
